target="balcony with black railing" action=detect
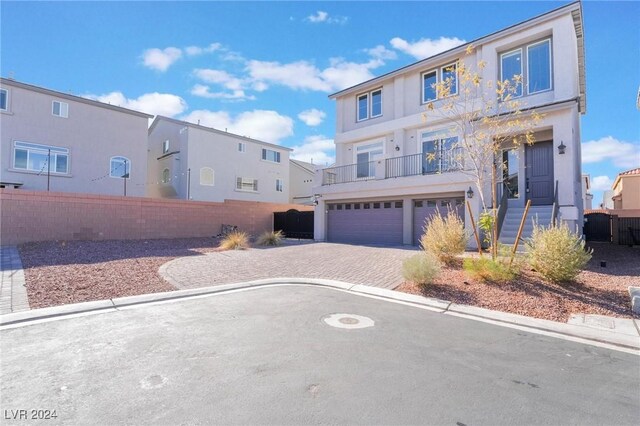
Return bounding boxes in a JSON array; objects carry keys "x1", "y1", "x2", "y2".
[{"x1": 322, "y1": 161, "x2": 376, "y2": 185}]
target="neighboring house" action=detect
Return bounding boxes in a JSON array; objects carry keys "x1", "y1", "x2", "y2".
[
  {"x1": 289, "y1": 159, "x2": 316, "y2": 205},
  {"x1": 611, "y1": 168, "x2": 640, "y2": 211},
  {"x1": 601, "y1": 190, "x2": 615, "y2": 210},
  {"x1": 0, "y1": 78, "x2": 152, "y2": 196},
  {"x1": 313, "y1": 1, "x2": 586, "y2": 246},
  {"x1": 581, "y1": 174, "x2": 593, "y2": 211},
  {"x1": 147, "y1": 116, "x2": 291, "y2": 203}
]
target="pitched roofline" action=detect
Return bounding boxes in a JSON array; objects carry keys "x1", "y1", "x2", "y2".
[
  {"x1": 0, "y1": 77, "x2": 154, "y2": 119},
  {"x1": 329, "y1": 1, "x2": 584, "y2": 102},
  {"x1": 149, "y1": 115, "x2": 293, "y2": 151},
  {"x1": 612, "y1": 168, "x2": 640, "y2": 190},
  {"x1": 290, "y1": 159, "x2": 316, "y2": 174}
]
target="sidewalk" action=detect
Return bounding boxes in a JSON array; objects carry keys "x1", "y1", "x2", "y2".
[{"x1": 0, "y1": 246, "x2": 29, "y2": 315}]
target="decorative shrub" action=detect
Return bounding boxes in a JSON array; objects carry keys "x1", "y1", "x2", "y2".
[
  {"x1": 420, "y1": 210, "x2": 468, "y2": 264},
  {"x1": 219, "y1": 231, "x2": 250, "y2": 250},
  {"x1": 257, "y1": 230, "x2": 283, "y2": 246},
  {"x1": 402, "y1": 253, "x2": 441, "y2": 286},
  {"x1": 526, "y1": 223, "x2": 592, "y2": 283},
  {"x1": 463, "y1": 257, "x2": 518, "y2": 283},
  {"x1": 478, "y1": 210, "x2": 495, "y2": 248}
]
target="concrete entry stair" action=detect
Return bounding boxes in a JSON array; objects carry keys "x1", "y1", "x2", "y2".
[{"x1": 499, "y1": 205, "x2": 553, "y2": 245}]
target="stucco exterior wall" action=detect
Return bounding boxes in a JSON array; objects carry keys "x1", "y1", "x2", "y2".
[{"x1": 0, "y1": 80, "x2": 149, "y2": 197}]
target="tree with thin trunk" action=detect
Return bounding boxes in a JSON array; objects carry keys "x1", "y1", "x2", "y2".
[{"x1": 423, "y1": 45, "x2": 543, "y2": 259}]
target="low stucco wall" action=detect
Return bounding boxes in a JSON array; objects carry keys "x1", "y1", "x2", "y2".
[{"x1": 0, "y1": 189, "x2": 312, "y2": 245}]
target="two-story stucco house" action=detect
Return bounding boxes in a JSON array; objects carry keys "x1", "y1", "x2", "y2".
[
  {"x1": 147, "y1": 116, "x2": 291, "y2": 203},
  {"x1": 0, "y1": 78, "x2": 152, "y2": 196},
  {"x1": 314, "y1": 1, "x2": 586, "y2": 247}
]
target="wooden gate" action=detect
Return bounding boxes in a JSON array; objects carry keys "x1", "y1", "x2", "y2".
[
  {"x1": 584, "y1": 213, "x2": 611, "y2": 242},
  {"x1": 274, "y1": 209, "x2": 314, "y2": 239}
]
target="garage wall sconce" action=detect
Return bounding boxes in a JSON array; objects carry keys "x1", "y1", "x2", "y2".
[
  {"x1": 466, "y1": 186, "x2": 474, "y2": 198},
  {"x1": 558, "y1": 141, "x2": 566, "y2": 155}
]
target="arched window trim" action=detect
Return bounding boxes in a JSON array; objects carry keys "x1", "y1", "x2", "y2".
[{"x1": 109, "y1": 156, "x2": 131, "y2": 179}]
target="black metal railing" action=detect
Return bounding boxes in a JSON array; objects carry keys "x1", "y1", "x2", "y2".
[
  {"x1": 496, "y1": 183, "x2": 510, "y2": 239},
  {"x1": 551, "y1": 180, "x2": 559, "y2": 226},
  {"x1": 322, "y1": 161, "x2": 376, "y2": 185},
  {"x1": 385, "y1": 148, "x2": 463, "y2": 179}
]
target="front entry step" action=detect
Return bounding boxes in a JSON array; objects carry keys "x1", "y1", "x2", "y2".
[{"x1": 499, "y1": 205, "x2": 553, "y2": 245}]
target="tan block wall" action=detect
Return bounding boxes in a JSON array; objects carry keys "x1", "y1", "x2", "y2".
[{"x1": 0, "y1": 189, "x2": 312, "y2": 245}]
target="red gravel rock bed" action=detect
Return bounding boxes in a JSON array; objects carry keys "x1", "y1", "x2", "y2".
[
  {"x1": 397, "y1": 242, "x2": 639, "y2": 322},
  {"x1": 19, "y1": 238, "x2": 220, "y2": 309}
]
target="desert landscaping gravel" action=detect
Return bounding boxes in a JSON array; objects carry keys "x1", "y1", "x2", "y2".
[
  {"x1": 398, "y1": 242, "x2": 639, "y2": 322},
  {"x1": 18, "y1": 238, "x2": 220, "y2": 309}
]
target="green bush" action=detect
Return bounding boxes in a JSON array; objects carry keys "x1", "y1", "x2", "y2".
[
  {"x1": 420, "y1": 210, "x2": 468, "y2": 264},
  {"x1": 219, "y1": 231, "x2": 250, "y2": 250},
  {"x1": 526, "y1": 223, "x2": 592, "y2": 283},
  {"x1": 257, "y1": 230, "x2": 283, "y2": 246},
  {"x1": 402, "y1": 253, "x2": 441, "y2": 286},
  {"x1": 463, "y1": 257, "x2": 518, "y2": 283}
]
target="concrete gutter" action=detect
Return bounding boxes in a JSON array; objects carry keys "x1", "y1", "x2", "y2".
[{"x1": 2, "y1": 278, "x2": 638, "y2": 352}]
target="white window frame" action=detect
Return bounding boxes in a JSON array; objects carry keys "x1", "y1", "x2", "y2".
[
  {"x1": 356, "y1": 88, "x2": 383, "y2": 122},
  {"x1": 0, "y1": 88, "x2": 8, "y2": 111},
  {"x1": 12, "y1": 141, "x2": 70, "y2": 174},
  {"x1": 275, "y1": 178, "x2": 283, "y2": 192},
  {"x1": 238, "y1": 142, "x2": 246, "y2": 153},
  {"x1": 162, "y1": 140, "x2": 170, "y2": 154},
  {"x1": 52, "y1": 100, "x2": 69, "y2": 118},
  {"x1": 236, "y1": 177, "x2": 258, "y2": 192},
  {"x1": 199, "y1": 167, "x2": 215, "y2": 186},
  {"x1": 161, "y1": 168, "x2": 170, "y2": 184},
  {"x1": 418, "y1": 127, "x2": 462, "y2": 172},
  {"x1": 500, "y1": 48, "x2": 523, "y2": 97},
  {"x1": 262, "y1": 148, "x2": 281, "y2": 163},
  {"x1": 421, "y1": 62, "x2": 459, "y2": 104},
  {"x1": 526, "y1": 39, "x2": 553, "y2": 95},
  {"x1": 109, "y1": 156, "x2": 130, "y2": 179}
]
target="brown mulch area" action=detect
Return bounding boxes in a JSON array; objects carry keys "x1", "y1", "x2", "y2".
[
  {"x1": 18, "y1": 238, "x2": 221, "y2": 309},
  {"x1": 397, "y1": 242, "x2": 640, "y2": 322}
]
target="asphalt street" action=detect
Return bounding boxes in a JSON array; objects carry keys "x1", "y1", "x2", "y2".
[{"x1": 1, "y1": 285, "x2": 638, "y2": 425}]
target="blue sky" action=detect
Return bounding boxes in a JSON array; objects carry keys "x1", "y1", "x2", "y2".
[{"x1": 2, "y1": 1, "x2": 638, "y2": 205}]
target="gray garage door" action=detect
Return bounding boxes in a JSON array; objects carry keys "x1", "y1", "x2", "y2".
[
  {"x1": 328, "y1": 201, "x2": 403, "y2": 245},
  {"x1": 413, "y1": 198, "x2": 465, "y2": 246}
]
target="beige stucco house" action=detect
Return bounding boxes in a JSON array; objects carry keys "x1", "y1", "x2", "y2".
[
  {"x1": 581, "y1": 174, "x2": 593, "y2": 211},
  {"x1": 289, "y1": 159, "x2": 316, "y2": 205},
  {"x1": 611, "y1": 168, "x2": 640, "y2": 212},
  {"x1": 313, "y1": 1, "x2": 586, "y2": 247},
  {"x1": 0, "y1": 78, "x2": 152, "y2": 196},
  {"x1": 147, "y1": 116, "x2": 291, "y2": 203}
]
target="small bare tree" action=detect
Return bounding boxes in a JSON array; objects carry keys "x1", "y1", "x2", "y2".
[{"x1": 423, "y1": 45, "x2": 543, "y2": 259}]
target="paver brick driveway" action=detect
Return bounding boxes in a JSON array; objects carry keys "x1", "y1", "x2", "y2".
[{"x1": 161, "y1": 242, "x2": 418, "y2": 289}]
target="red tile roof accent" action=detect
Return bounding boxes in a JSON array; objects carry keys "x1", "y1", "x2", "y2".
[{"x1": 619, "y1": 168, "x2": 640, "y2": 176}]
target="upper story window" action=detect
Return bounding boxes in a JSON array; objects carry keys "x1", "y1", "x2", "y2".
[
  {"x1": 236, "y1": 177, "x2": 258, "y2": 192},
  {"x1": 200, "y1": 167, "x2": 215, "y2": 186},
  {"x1": 356, "y1": 88, "x2": 382, "y2": 122},
  {"x1": 13, "y1": 141, "x2": 69, "y2": 174},
  {"x1": 0, "y1": 88, "x2": 8, "y2": 111},
  {"x1": 52, "y1": 100, "x2": 69, "y2": 118},
  {"x1": 110, "y1": 156, "x2": 130, "y2": 179},
  {"x1": 420, "y1": 130, "x2": 461, "y2": 174},
  {"x1": 161, "y1": 168, "x2": 170, "y2": 184},
  {"x1": 238, "y1": 142, "x2": 246, "y2": 153},
  {"x1": 422, "y1": 62, "x2": 458, "y2": 103},
  {"x1": 262, "y1": 148, "x2": 281, "y2": 163},
  {"x1": 162, "y1": 140, "x2": 170, "y2": 154},
  {"x1": 500, "y1": 38, "x2": 552, "y2": 97},
  {"x1": 275, "y1": 178, "x2": 283, "y2": 192}
]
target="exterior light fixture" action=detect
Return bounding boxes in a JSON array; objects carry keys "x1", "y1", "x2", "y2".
[
  {"x1": 558, "y1": 141, "x2": 566, "y2": 154},
  {"x1": 466, "y1": 186, "x2": 474, "y2": 198},
  {"x1": 395, "y1": 145, "x2": 400, "y2": 151}
]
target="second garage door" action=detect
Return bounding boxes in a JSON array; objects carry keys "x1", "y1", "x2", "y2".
[
  {"x1": 327, "y1": 201, "x2": 403, "y2": 245},
  {"x1": 413, "y1": 198, "x2": 465, "y2": 246}
]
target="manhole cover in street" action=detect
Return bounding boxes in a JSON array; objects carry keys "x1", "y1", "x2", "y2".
[{"x1": 323, "y1": 313, "x2": 374, "y2": 329}]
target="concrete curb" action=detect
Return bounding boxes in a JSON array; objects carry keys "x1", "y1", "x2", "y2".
[{"x1": 1, "y1": 279, "x2": 638, "y2": 351}]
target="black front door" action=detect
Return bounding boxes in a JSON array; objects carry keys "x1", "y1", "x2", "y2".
[{"x1": 525, "y1": 141, "x2": 554, "y2": 205}]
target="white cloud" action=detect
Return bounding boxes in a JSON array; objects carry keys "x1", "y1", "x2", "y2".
[
  {"x1": 365, "y1": 45, "x2": 397, "y2": 61},
  {"x1": 390, "y1": 36, "x2": 466, "y2": 60},
  {"x1": 305, "y1": 11, "x2": 348, "y2": 25},
  {"x1": 290, "y1": 135, "x2": 335, "y2": 165},
  {"x1": 193, "y1": 68, "x2": 244, "y2": 91},
  {"x1": 582, "y1": 136, "x2": 640, "y2": 168},
  {"x1": 142, "y1": 47, "x2": 182, "y2": 72},
  {"x1": 591, "y1": 175, "x2": 613, "y2": 191},
  {"x1": 298, "y1": 109, "x2": 326, "y2": 126},
  {"x1": 181, "y1": 109, "x2": 294, "y2": 144},
  {"x1": 185, "y1": 43, "x2": 221, "y2": 56},
  {"x1": 190, "y1": 84, "x2": 255, "y2": 101},
  {"x1": 84, "y1": 91, "x2": 187, "y2": 117}
]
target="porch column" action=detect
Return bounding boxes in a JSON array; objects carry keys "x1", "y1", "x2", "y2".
[
  {"x1": 314, "y1": 199, "x2": 327, "y2": 242},
  {"x1": 402, "y1": 197, "x2": 413, "y2": 245}
]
